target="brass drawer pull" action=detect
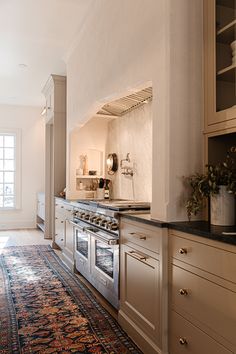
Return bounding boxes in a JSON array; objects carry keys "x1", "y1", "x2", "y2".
[
  {"x1": 129, "y1": 232, "x2": 147, "y2": 240},
  {"x1": 179, "y1": 337, "x2": 187, "y2": 345},
  {"x1": 179, "y1": 288, "x2": 188, "y2": 296},
  {"x1": 129, "y1": 251, "x2": 147, "y2": 261},
  {"x1": 179, "y1": 248, "x2": 187, "y2": 254}
]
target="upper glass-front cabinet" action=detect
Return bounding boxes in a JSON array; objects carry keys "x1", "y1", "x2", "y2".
[
  {"x1": 204, "y1": 0, "x2": 236, "y2": 132},
  {"x1": 216, "y1": 0, "x2": 236, "y2": 111}
]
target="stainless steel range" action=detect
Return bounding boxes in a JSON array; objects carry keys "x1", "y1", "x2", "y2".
[{"x1": 72, "y1": 200, "x2": 150, "y2": 309}]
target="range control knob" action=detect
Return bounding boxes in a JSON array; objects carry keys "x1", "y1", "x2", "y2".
[
  {"x1": 100, "y1": 219, "x2": 108, "y2": 227},
  {"x1": 84, "y1": 214, "x2": 90, "y2": 220},
  {"x1": 108, "y1": 222, "x2": 118, "y2": 231},
  {"x1": 94, "y1": 217, "x2": 102, "y2": 224},
  {"x1": 90, "y1": 215, "x2": 97, "y2": 223}
]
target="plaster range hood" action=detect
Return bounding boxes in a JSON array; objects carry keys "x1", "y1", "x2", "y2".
[{"x1": 96, "y1": 87, "x2": 152, "y2": 118}]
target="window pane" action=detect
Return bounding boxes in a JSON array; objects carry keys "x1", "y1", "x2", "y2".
[
  {"x1": 4, "y1": 196, "x2": 14, "y2": 207},
  {"x1": 0, "y1": 196, "x2": 3, "y2": 207},
  {"x1": 0, "y1": 184, "x2": 3, "y2": 195},
  {"x1": 4, "y1": 172, "x2": 14, "y2": 183},
  {"x1": 4, "y1": 135, "x2": 15, "y2": 147},
  {"x1": 0, "y1": 148, "x2": 3, "y2": 159},
  {"x1": 0, "y1": 172, "x2": 3, "y2": 182},
  {"x1": 0, "y1": 160, "x2": 3, "y2": 170},
  {"x1": 4, "y1": 148, "x2": 14, "y2": 159},
  {"x1": 4, "y1": 160, "x2": 14, "y2": 171},
  {"x1": 0, "y1": 136, "x2": 3, "y2": 147},
  {"x1": 5, "y1": 184, "x2": 14, "y2": 195}
]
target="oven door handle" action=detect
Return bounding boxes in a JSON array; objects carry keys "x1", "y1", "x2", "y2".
[
  {"x1": 87, "y1": 229, "x2": 119, "y2": 246},
  {"x1": 69, "y1": 220, "x2": 83, "y2": 228},
  {"x1": 69, "y1": 221, "x2": 91, "y2": 233}
]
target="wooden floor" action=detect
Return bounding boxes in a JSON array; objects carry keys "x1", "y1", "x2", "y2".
[
  {"x1": 0, "y1": 228, "x2": 117, "y2": 319},
  {"x1": 0, "y1": 228, "x2": 51, "y2": 249}
]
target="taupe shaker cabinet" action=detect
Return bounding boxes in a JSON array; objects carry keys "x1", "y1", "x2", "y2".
[
  {"x1": 169, "y1": 230, "x2": 236, "y2": 354},
  {"x1": 204, "y1": 0, "x2": 236, "y2": 133},
  {"x1": 119, "y1": 217, "x2": 168, "y2": 354},
  {"x1": 55, "y1": 198, "x2": 74, "y2": 270},
  {"x1": 42, "y1": 75, "x2": 66, "y2": 240}
]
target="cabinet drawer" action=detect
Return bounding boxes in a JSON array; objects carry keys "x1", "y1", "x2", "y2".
[
  {"x1": 170, "y1": 233, "x2": 236, "y2": 283},
  {"x1": 169, "y1": 311, "x2": 232, "y2": 354},
  {"x1": 120, "y1": 219, "x2": 161, "y2": 253},
  {"x1": 171, "y1": 265, "x2": 236, "y2": 348}
]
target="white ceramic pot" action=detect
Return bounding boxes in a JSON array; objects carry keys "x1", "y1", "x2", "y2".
[{"x1": 210, "y1": 185, "x2": 235, "y2": 226}]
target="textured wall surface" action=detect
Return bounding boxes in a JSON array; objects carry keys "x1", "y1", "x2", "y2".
[{"x1": 106, "y1": 102, "x2": 152, "y2": 202}]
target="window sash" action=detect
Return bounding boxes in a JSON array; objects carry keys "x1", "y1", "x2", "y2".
[{"x1": 0, "y1": 131, "x2": 20, "y2": 210}]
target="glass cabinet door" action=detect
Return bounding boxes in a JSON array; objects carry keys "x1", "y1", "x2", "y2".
[
  {"x1": 95, "y1": 240, "x2": 114, "y2": 278},
  {"x1": 215, "y1": 0, "x2": 236, "y2": 112}
]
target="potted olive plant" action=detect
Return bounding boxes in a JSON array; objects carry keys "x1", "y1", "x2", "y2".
[{"x1": 185, "y1": 153, "x2": 236, "y2": 225}]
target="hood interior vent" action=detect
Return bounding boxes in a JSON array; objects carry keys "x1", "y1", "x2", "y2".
[{"x1": 96, "y1": 87, "x2": 152, "y2": 118}]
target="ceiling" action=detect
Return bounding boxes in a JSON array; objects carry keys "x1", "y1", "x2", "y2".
[{"x1": 0, "y1": 0, "x2": 92, "y2": 107}]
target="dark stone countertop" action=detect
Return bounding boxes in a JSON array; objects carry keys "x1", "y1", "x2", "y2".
[
  {"x1": 169, "y1": 220, "x2": 236, "y2": 246},
  {"x1": 120, "y1": 212, "x2": 236, "y2": 246},
  {"x1": 119, "y1": 211, "x2": 168, "y2": 228}
]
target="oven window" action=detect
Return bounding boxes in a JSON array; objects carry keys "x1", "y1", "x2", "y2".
[
  {"x1": 95, "y1": 240, "x2": 114, "y2": 278},
  {"x1": 76, "y1": 229, "x2": 88, "y2": 259}
]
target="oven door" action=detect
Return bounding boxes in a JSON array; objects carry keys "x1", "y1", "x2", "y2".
[
  {"x1": 90, "y1": 230, "x2": 119, "y2": 309},
  {"x1": 74, "y1": 222, "x2": 91, "y2": 282}
]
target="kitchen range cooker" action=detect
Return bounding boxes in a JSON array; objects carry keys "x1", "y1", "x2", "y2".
[{"x1": 72, "y1": 199, "x2": 150, "y2": 309}]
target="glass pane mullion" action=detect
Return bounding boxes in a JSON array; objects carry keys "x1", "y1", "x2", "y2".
[{"x1": 0, "y1": 134, "x2": 16, "y2": 208}]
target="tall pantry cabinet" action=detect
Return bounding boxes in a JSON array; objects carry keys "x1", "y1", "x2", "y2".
[{"x1": 42, "y1": 75, "x2": 66, "y2": 240}]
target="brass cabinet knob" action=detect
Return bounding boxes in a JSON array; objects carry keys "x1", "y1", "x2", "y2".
[
  {"x1": 139, "y1": 236, "x2": 146, "y2": 240},
  {"x1": 179, "y1": 288, "x2": 188, "y2": 296},
  {"x1": 179, "y1": 337, "x2": 187, "y2": 345},
  {"x1": 179, "y1": 248, "x2": 187, "y2": 254}
]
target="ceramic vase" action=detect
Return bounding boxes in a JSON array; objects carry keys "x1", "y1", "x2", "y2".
[{"x1": 210, "y1": 185, "x2": 235, "y2": 226}]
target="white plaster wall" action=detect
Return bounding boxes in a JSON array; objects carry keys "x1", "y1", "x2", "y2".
[
  {"x1": 106, "y1": 102, "x2": 152, "y2": 202},
  {"x1": 0, "y1": 105, "x2": 45, "y2": 229},
  {"x1": 66, "y1": 0, "x2": 203, "y2": 221},
  {"x1": 67, "y1": 117, "x2": 108, "y2": 199},
  {"x1": 152, "y1": 0, "x2": 204, "y2": 221}
]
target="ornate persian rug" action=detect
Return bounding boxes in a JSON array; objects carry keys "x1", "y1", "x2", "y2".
[{"x1": 0, "y1": 245, "x2": 142, "y2": 354}]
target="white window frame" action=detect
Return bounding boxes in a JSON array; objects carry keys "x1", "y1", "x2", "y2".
[{"x1": 0, "y1": 129, "x2": 21, "y2": 210}]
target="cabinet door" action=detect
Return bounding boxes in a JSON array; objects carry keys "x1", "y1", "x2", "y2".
[
  {"x1": 45, "y1": 90, "x2": 54, "y2": 121},
  {"x1": 120, "y1": 244, "x2": 160, "y2": 345},
  {"x1": 204, "y1": 0, "x2": 236, "y2": 132},
  {"x1": 64, "y1": 219, "x2": 74, "y2": 258},
  {"x1": 55, "y1": 216, "x2": 65, "y2": 249}
]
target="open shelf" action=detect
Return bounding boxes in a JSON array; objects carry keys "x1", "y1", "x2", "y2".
[
  {"x1": 76, "y1": 175, "x2": 104, "y2": 179},
  {"x1": 217, "y1": 19, "x2": 236, "y2": 43},
  {"x1": 37, "y1": 222, "x2": 45, "y2": 232},
  {"x1": 217, "y1": 64, "x2": 236, "y2": 81}
]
